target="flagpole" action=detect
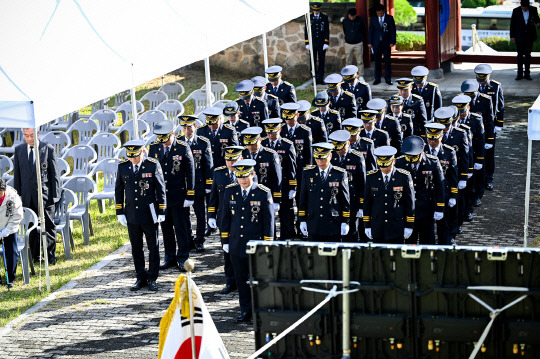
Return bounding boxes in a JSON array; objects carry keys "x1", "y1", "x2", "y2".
[{"x1": 185, "y1": 259, "x2": 197, "y2": 359}]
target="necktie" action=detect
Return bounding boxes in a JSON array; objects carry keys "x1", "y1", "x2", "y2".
[
  {"x1": 242, "y1": 189, "x2": 248, "y2": 200},
  {"x1": 274, "y1": 86, "x2": 278, "y2": 94},
  {"x1": 367, "y1": 132, "x2": 371, "y2": 139},
  {"x1": 272, "y1": 141, "x2": 276, "y2": 149},
  {"x1": 28, "y1": 146, "x2": 34, "y2": 167},
  {"x1": 289, "y1": 128, "x2": 294, "y2": 138},
  {"x1": 432, "y1": 148, "x2": 436, "y2": 156},
  {"x1": 379, "y1": 17, "x2": 383, "y2": 27},
  {"x1": 384, "y1": 175, "x2": 389, "y2": 187},
  {"x1": 321, "y1": 170, "x2": 327, "y2": 182},
  {"x1": 212, "y1": 130, "x2": 217, "y2": 139},
  {"x1": 404, "y1": 99, "x2": 408, "y2": 107},
  {"x1": 164, "y1": 146, "x2": 170, "y2": 157},
  {"x1": 134, "y1": 164, "x2": 139, "y2": 175}
]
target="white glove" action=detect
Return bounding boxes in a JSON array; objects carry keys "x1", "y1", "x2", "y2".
[
  {"x1": 467, "y1": 173, "x2": 473, "y2": 179},
  {"x1": 433, "y1": 212, "x2": 444, "y2": 221},
  {"x1": 183, "y1": 199, "x2": 194, "y2": 207},
  {"x1": 205, "y1": 189, "x2": 211, "y2": 194},
  {"x1": 208, "y1": 218, "x2": 217, "y2": 229},
  {"x1": 340, "y1": 223, "x2": 349, "y2": 235},
  {"x1": 157, "y1": 215, "x2": 166, "y2": 223},
  {"x1": 273, "y1": 203, "x2": 280, "y2": 213},
  {"x1": 356, "y1": 209, "x2": 363, "y2": 218},
  {"x1": 223, "y1": 244, "x2": 229, "y2": 253},
  {"x1": 300, "y1": 222, "x2": 308, "y2": 236},
  {"x1": 494, "y1": 126, "x2": 502, "y2": 133},
  {"x1": 288, "y1": 190, "x2": 296, "y2": 199},
  {"x1": 364, "y1": 228, "x2": 373, "y2": 240},
  {"x1": 117, "y1": 215, "x2": 127, "y2": 227},
  {"x1": 474, "y1": 163, "x2": 483, "y2": 170},
  {"x1": 404, "y1": 228, "x2": 413, "y2": 239},
  {"x1": 323, "y1": 44, "x2": 329, "y2": 50},
  {"x1": 458, "y1": 180, "x2": 467, "y2": 190},
  {"x1": 448, "y1": 198, "x2": 457, "y2": 207},
  {"x1": 484, "y1": 143, "x2": 493, "y2": 150},
  {"x1": 306, "y1": 45, "x2": 310, "y2": 50},
  {"x1": 0, "y1": 228, "x2": 10, "y2": 238}
]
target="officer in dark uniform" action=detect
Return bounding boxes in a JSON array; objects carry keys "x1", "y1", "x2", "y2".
[
  {"x1": 177, "y1": 116, "x2": 213, "y2": 252},
  {"x1": 367, "y1": 98, "x2": 402, "y2": 150},
  {"x1": 411, "y1": 66, "x2": 442, "y2": 121},
  {"x1": 325, "y1": 73, "x2": 357, "y2": 119},
  {"x1": 281, "y1": 103, "x2": 314, "y2": 172},
  {"x1": 452, "y1": 95, "x2": 485, "y2": 223},
  {"x1": 148, "y1": 121, "x2": 195, "y2": 271},
  {"x1": 196, "y1": 106, "x2": 239, "y2": 169},
  {"x1": 396, "y1": 78, "x2": 428, "y2": 138},
  {"x1": 395, "y1": 136, "x2": 444, "y2": 244},
  {"x1": 342, "y1": 117, "x2": 376, "y2": 171},
  {"x1": 305, "y1": 2, "x2": 330, "y2": 84},
  {"x1": 241, "y1": 127, "x2": 282, "y2": 214},
  {"x1": 363, "y1": 146, "x2": 415, "y2": 243},
  {"x1": 265, "y1": 65, "x2": 297, "y2": 104},
  {"x1": 388, "y1": 95, "x2": 414, "y2": 139},
  {"x1": 116, "y1": 140, "x2": 166, "y2": 292},
  {"x1": 475, "y1": 63, "x2": 504, "y2": 191},
  {"x1": 462, "y1": 79, "x2": 494, "y2": 206},
  {"x1": 298, "y1": 143, "x2": 350, "y2": 241},
  {"x1": 235, "y1": 79, "x2": 269, "y2": 127},
  {"x1": 262, "y1": 119, "x2": 297, "y2": 240},
  {"x1": 435, "y1": 107, "x2": 469, "y2": 241},
  {"x1": 223, "y1": 101, "x2": 250, "y2": 133},
  {"x1": 208, "y1": 146, "x2": 245, "y2": 295},
  {"x1": 425, "y1": 122, "x2": 458, "y2": 245},
  {"x1": 252, "y1": 76, "x2": 280, "y2": 118},
  {"x1": 221, "y1": 159, "x2": 275, "y2": 323},
  {"x1": 341, "y1": 65, "x2": 372, "y2": 111},
  {"x1": 311, "y1": 91, "x2": 342, "y2": 134},
  {"x1": 358, "y1": 110, "x2": 390, "y2": 148},
  {"x1": 297, "y1": 100, "x2": 328, "y2": 143},
  {"x1": 329, "y1": 130, "x2": 366, "y2": 242}
]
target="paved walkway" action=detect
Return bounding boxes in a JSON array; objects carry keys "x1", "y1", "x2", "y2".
[{"x1": 0, "y1": 93, "x2": 540, "y2": 359}]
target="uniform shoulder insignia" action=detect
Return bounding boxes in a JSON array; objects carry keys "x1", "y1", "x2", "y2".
[
  {"x1": 350, "y1": 149, "x2": 362, "y2": 157},
  {"x1": 255, "y1": 97, "x2": 266, "y2": 104},
  {"x1": 304, "y1": 165, "x2": 316, "y2": 171},
  {"x1": 198, "y1": 135, "x2": 210, "y2": 143},
  {"x1": 471, "y1": 112, "x2": 482, "y2": 119},
  {"x1": 375, "y1": 128, "x2": 389, "y2": 135},
  {"x1": 223, "y1": 123, "x2": 235, "y2": 131},
  {"x1": 480, "y1": 93, "x2": 491, "y2": 100},
  {"x1": 311, "y1": 116, "x2": 324, "y2": 123},
  {"x1": 215, "y1": 165, "x2": 227, "y2": 171},
  {"x1": 267, "y1": 93, "x2": 279, "y2": 100},
  {"x1": 396, "y1": 168, "x2": 411, "y2": 176},
  {"x1": 147, "y1": 157, "x2": 159, "y2": 164},
  {"x1": 263, "y1": 147, "x2": 277, "y2": 154},
  {"x1": 329, "y1": 109, "x2": 340, "y2": 115},
  {"x1": 386, "y1": 115, "x2": 400, "y2": 124},
  {"x1": 396, "y1": 155, "x2": 405, "y2": 160},
  {"x1": 281, "y1": 137, "x2": 293, "y2": 145},
  {"x1": 443, "y1": 144, "x2": 455, "y2": 152},
  {"x1": 491, "y1": 80, "x2": 501, "y2": 85},
  {"x1": 198, "y1": 124, "x2": 208, "y2": 130},
  {"x1": 412, "y1": 94, "x2": 423, "y2": 100},
  {"x1": 120, "y1": 159, "x2": 129, "y2": 164},
  {"x1": 361, "y1": 137, "x2": 374, "y2": 144},
  {"x1": 454, "y1": 126, "x2": 466, "y2": 133},
  {"x1": 428, "y1": 82, "x2": 438, "y2": 87},
  {"x1": 460, "y1": 124, "x2": 471, "y2": 130},
  {"x1": 257, "y1": 184, "x2": 270, "y2": 192},
  {"x1": 344, "y1": 91, "x2": 354, "y2": 98},
  {"x1": 149, "y1": 141, "x2": 160, "y2": 146},
  {"x1": 283, "y1": 81, "x2": 294, "y2": 87},
  {"x1": 367, "y1": 169, "x2": 379, "y2": 175},
  {"x1": 299, "y1": 124, "x2": 311, "y2": 131},
  {"x1": 359, "y1": 81, "x2": 369, "y2": 86},
  {"x1": 425, "y1": 153, "x2": 438, "y2": 160},
  {"x1": 176, "y1": 140, "x2": 188, "y2": 146},
  {"x1": 225, "y1": 183, "x2": 238, "y2": 189},
  {"x1": 333, "y1": 166, "x2": 346, "y2": 173},
  {"x1": 402, "y1": 113, "x2": 412, "y2": 118}
]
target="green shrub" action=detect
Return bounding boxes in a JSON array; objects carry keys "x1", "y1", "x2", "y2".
[
  {"x1": 395, "y1": 0, "x2": 417, "y2": 27},
  {"x1": 396, "y1": 32, "x2": 425, "y2": 51},
  {"x1": 481, "y1": 28, "x2": 540, "y2": 51}
]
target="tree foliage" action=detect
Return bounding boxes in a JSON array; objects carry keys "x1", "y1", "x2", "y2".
[{"x1": 395, "y1": 0, "x2": 417, "y2": 27}]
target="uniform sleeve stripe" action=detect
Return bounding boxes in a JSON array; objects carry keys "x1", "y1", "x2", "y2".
[
  {"x1": 206, "y1": 179, "x2": 213, "y2": 184},
  {"x1": 264, "y1": 236, "x2": 273, "y2": 241},
  {"x1": 273, "y1": 192, "x2": 282, "y2": 197},
  {"x1": 437, "y1": 203, "x2": 445, "y2": 206}
]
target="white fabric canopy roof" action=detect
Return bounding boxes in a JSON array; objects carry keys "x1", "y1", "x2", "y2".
[{"x1": 0, "y1": 0, "x2": 308, "y2": 128}]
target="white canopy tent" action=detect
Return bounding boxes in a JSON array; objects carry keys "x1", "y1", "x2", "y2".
[{"x1": 0, "y1": 0, "x2": 309, "y2": 290}]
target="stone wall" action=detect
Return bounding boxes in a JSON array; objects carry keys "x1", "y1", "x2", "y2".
[{"x1": 210, "y1": 19, "x2": 357, "y2": 81}]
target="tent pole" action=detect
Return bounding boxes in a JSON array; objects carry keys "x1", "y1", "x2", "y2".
[
  {"x1": 524, "y1": 139, "x2": 532, "y2": 247},
  {"x1": 131, "y1": 64, "x2": 139, "y2": 140},
  {"x1": 305, "y1": 13, "x2": 317, "y2": 97},
  {"x1": 204, "y1": 58, "x2": 212, "y2": 106},
  {"x1": 262, "y1": 33, "x2": 269, "y2": 79},
  {"x1": 33, "y1": 126, "x2": 50, "y2": 292}
]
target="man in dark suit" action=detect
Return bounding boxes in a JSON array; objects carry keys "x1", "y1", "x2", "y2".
[
  {"x1": 510, "y1": 0, "x2": 540, "y2": 80},
  {"x1": 13, "y1": 128, "x2": 60, "y2": 264},
  {"x1": 235, "y1": 80, "x2": 269, "y2": 127},
  {"x1": 265, "y1": 66, "x2": 297, "y2": 105},
  {"x1": 305, "y1": 2, "x2": 330, "y2": 84},
  {"x1": 358, "y1": 110, "x2": 390, "y2": 148},
  {"x1": 368, "y1": 3, "x2": 396, "y2": 85}
]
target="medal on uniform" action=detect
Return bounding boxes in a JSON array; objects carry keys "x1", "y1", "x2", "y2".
[
  {"x1": 426, "y1": 101, "x2": 431, "y2": 108},
  {"x1": 393, "y1": 187, "x2": 403, "y2": 208},
  {"x1": 424, "y1": 171, "x2": 433, "y2": 188},
  {"x1": 330, "y1": 187, "x2": 338, "y2": 205},
  {"x1": 259, "y1": 165, "x2": 268, "y2": 183},
  {"x1": 441, "y1": 161, "x2": 448, "y2": 174},
  {"x1": 172, "y1": 159, "x2": 181, "y2": 174},
  {"x1": 139, "y1": 180, "x2": 149, "y2": 196},
  {"x1": 5, "y1": 200, "x2": 13, "y2": 217},
  {"x1": 327, "y1": 122, "x2": 333, "y2": 132},
  {"x1": 401, "y1": 124, "x2": 407, "y2": 132},
  {"x1": 251, "y1": 202, "x2": 260, "y2": 223},
  {"x1": 406, "y1": 108, "x2": 415, "y2": 118},
  {"x1": 339, "y1": 107, "x2": 346, "y2": 118}
]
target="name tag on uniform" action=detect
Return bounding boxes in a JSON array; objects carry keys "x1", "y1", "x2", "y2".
[
  {"x1": 329, "y1": 182, "x2": 339, "y2": 187},
  {"x1": 142, "y1": 173, "x2": 152, "y2": 178},
  {"x1": 371, "y1": 187, "x2": 378, "y2": 192},
  {"x1": 422, "y1": 171, "x2": 432, "y2": 175},
  {"x1": 346, "y1": 165, "x2": 356, "y2": 170},
  {"x1": 230, "y1": 201, "x2": 236, "y2": 204},
  {"x1": 393, "y1": 187, "x2": 403, "y2": 191}
]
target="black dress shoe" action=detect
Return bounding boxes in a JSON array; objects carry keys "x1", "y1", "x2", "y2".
[
  {"x1": 178, "y1": 262, "x2": 187, "y2": 273},
  {"x1": 525, "y1": 76, "x2": 533, "y2": 81},
  {"x1": 474, "y1": 199, "x2": 482, "y2": 207},
  {"x1": 515, "y1": 76, "x2": 523, "y2": 81},
  {"x1": 386, "y1": 80, "x2": 393, "y2": 85},
  {"x1": 130, "y1": 279, "x2": 148, "y2": 291},
  {"x1": 373, "y1": 79, "x2": 381, "y2": 85},
  {"x1": 148, "y1": 280, "x2": 158, "y2": 292},
  {"x1": 159, "y1": 261, "x2": 177, "y2": 270},
  {"x1": 235, "y1": 311, "x2": 252, "y2": 323},
  {"x1": 449, "y1": 237, "x2": 457, "y2": 245},
  {"x1": 465, "y1": 212, "x2": 474, "y2": 222},
  {"x1": 485, "y1": 182, "x2": 493, "y2": 191},
  {"x1": 195, "y1": 243, "x2": 205, "y2": 252},
  {"x1": 219, "y1": 284, "x2": 237, "y2": 294}
]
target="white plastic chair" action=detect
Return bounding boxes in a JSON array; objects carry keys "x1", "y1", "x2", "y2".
[
  {"x1": 63, "y1": 177, "x2": 97, "y2": 245},
  {"x1": 62, "y1": 145, "x2": 98, "y2": 178},
  {"x1": 115, "y1": 147, "x2": 128, "y2": 161},
  {"x1": 181, "y1": 89, "x2": 215, "y2": 116},
  {"x1": 115, "y1": 100, "x2": 144, "y2": 123},
  {"x1": 112, "y1": 90, "x2": 130, "y2": 109},
  {"x1": 90, "y1": 109, "x2": 119, "y2": 133},
  {"x1": 159, "y1": 82, "x2": 185, "y2": 100},
  {"x1": 0, "y1": 155, "x2": 13, "y2": 181},
  {"x1": 0, "y1": 129, "x2": 25, "y2": 156},
  {"x1": 87, "y1": 132, "x2": 121, "y2": 168},
  {"x1": 39, "y1": 120, "x2": 59, "y2": 139},
  {"x1": 50, "y1": 112, "x2": 76, "y2": 131},
  {"x1": 42, "y1": 131, "x2": 72, "y2": 157},
  {"x1": 201, "y1": 81, "x2": 228, "y2": 101},
  {"x1": 19, "y1": 207, "x2": 39, "y2": 284},
  {"x1": 140, "y1": 110, "x2": 168, "y2": 133},
  {"x1": 114, "y1": 119, "x2": 149, "y2": 144},
  {"x1": 213, "y1": 100, "x2": 230, "y2": 109},
  {"x1": 156, "y1": 100, "x2": 185, "y2": 125},
  {"x1": 88, "y1": 158, "x2": 119, "y2": 213},
  {"x1": 141, "y1": 90, "x2": 168, "y2": 111},
  {"x1": 57, "y1": 157, "x2": 71, "y2": 185},
  {"x1": 54, "y1": 188, "x2": 78, "y2": 260},
  {"x1": 66, "y1": 119, "x2": 99, "y2": 145},
  {"x1": 144, "y1": 134, "x2": 158, "y2": 148}
]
